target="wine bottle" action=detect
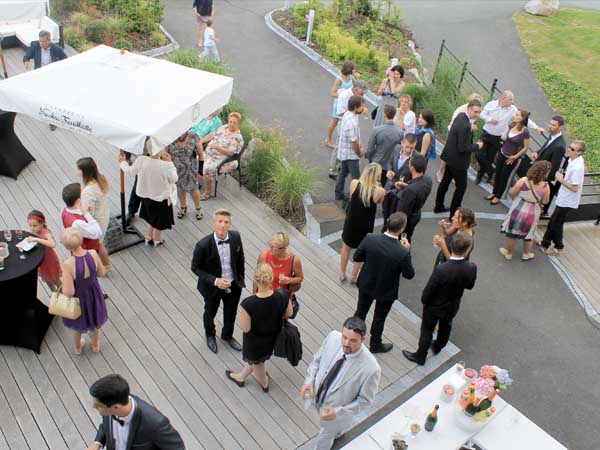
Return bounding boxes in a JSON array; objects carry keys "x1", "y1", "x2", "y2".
[
  {"x1": 424, "y1": 405, "x2": 439, "y2": 432},
  {"x1": 478, "y1": 389, "x2": 499, "y2": 412}
]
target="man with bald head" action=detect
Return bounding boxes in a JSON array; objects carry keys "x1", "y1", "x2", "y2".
[{"x1": 475, "y1": 90, "x2": 543, "y2": 184}]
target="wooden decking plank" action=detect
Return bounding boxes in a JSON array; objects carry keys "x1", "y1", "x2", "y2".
[
  {"x1": 4, "y1": 350, "x2": 68, "y2": 450},
  {"x1": 0, "y1": 382, "x2": 30, "y2": 450}
]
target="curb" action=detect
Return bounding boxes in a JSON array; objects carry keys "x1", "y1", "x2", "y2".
[
  {"x1": 139, "y1": 23, "x2": 180, "y2": 58},
  {"x1": 264, "y1": 8, "x2": 600, "y2": 330}
]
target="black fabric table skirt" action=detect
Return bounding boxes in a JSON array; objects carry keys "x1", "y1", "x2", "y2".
[
  {"x1": 0, "y1": 231, "x2": 54, "y2": 353},
  {"x1": 0, "y1": 111, "x2": 35, "y2": 179}
]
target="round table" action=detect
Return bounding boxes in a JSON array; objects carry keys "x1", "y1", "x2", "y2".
[{"x1": 0, "y1": 230, "x2": 54, "y2": 353}]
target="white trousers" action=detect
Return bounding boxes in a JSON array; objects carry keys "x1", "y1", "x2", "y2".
[
  {"x1": 314, "y1": 415, "x2": 355, "y2": 450},
  {"x1": 200, "y1": 45, "x2": 220, "y2": 61}
]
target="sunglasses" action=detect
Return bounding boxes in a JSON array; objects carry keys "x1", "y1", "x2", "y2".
[{"x1": 568, "y1": 146, "x2": 580, "y2": 152}]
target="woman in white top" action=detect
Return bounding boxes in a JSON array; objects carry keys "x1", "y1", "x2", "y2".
[
  {"x1": 77, "y1": 157, "x2": 112, "y2": 271},
  {"x1": 394, "y1": 94, "x2": 416, "y2": 134},
  {"x1": 119, "y1": 150, "x2": 178, "y2": 247}
]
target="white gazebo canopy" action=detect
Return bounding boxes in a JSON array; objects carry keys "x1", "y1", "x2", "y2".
[{"x1": 0, "y1": 45, "x2": 233, "y2": 154}]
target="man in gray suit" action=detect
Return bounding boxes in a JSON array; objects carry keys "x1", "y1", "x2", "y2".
[
  {"x1": 301, "y1": 317, "x2": 381, "y2": 450},
  {"x1": 366, "y1": 105, "x2": 404, "y2": 186}
]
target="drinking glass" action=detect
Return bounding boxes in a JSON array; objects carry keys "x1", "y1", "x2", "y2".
[
  {"x1": 224, "y1": 278, "x2": 232, "y2": 294},
  {"x1": 16, "y1": 229, "x2": 23, "y2": 240},
  {"x1": 410, "y1": 423, "x2": 421, "y2": 439},
  {"x1": 0, "y1": 243, "x2": 8, "y2": 258},
  {"x1": 3, "y1": 230, "x2": 12, "y2": 242},
  {"x1": 0, "y1": 256, "x2": 4, "y2": 271}
]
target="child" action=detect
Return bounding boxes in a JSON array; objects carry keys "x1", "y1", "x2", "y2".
[
  {"x1": 200, "y1": 20, "x2": 220, "y2": 61},
  {"x1": 27, "y1": 210, "x2": 62, "y2": 291},
  {"x1": 61, "y1": 182, "x2": 103, "y2": 252}
]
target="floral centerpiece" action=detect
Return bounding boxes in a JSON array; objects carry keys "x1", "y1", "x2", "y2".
[{"x1": 458, "y1": 364, "x2": 513, "y2": 422}]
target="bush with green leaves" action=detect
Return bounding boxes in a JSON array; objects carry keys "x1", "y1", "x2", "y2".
[
  {"x1": 85, "y1": 19, "x2": 108, "y2": 43},
  {"x1": 114, "y1": 37, "x2": 132, "y2": 50},
  {"x1": 167, "y1": 50, "x2": 232, "y2": 76},
  {"x1": 268, "y1": 158, "x2": 317, "y2": 218},
  {"x1": 242, "y1": 128, "x2": 287, "y2": 193},
  {"x1": 292, "y1": 0, "x2": 329, "y2": 39},
  {"x1": 50, "y1": 0, "x2": 81, "y2": 18},
  {"x1": 108, "y1": 0, "x2": 164, "y2": 33},
  {"x1": 70, "y1": 11, "x2": 92, "y2": 29},
  {"x1": 65, "y1": 29, "x2": 86, "y2": 51}
]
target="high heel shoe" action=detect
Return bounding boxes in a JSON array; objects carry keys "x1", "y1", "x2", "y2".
[
  {"x1": 154, "y1": 240, "x2": 165, "y2": 248},
  {"x1": 196, "y1": 208, "x2": 204, "y2": 220},
  {"x1": 177, "y1": 206, "x2": 187, "y2": 219},
  {"x1": 144, "y1": 237, "x2": 154, "y2": 246},
  {"x1": 260, "y1": 373, "x2": 270, "y2": 393}
]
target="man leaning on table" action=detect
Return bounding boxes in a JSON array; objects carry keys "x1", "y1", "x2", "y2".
[{"x1": 301, "y1": 317, "x2": 381, "y2": 450}]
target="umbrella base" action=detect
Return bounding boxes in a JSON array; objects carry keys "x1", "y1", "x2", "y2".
[{"x1": 104, "y1": 215, "x2": 145, "y2": 255}]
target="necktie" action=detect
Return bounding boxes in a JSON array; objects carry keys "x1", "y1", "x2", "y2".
[
  {"x1": 316, "y1": 354, "x2": 346, "y2": 407},
  {"x1": 539, "y1": 135, "x2": 552, "y2": 153},
  {"x1": 218, "y1": 239, "x2": 230, "y2": 245},
  {"x1": 112, "y1": 415, "x2": 125, "y2": 426}
]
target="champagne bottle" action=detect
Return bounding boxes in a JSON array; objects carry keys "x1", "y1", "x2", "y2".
[
  {"x1": 478, "y1": 389, "x2": 499, "y2": 412},
  {"x1": 463, "y1": 383, "x2": 477, "y2": 415},
  {"x1": 424, "y1": 405, "x2": 439, "y2": 432}
]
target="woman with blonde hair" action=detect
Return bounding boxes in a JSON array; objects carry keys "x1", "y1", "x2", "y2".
[
  {"x1": 225, "y1": 264, "x2": 292, "y2": 392},
  {"x1": 60, "y1": 227, "x2": 107, "y2": 354},
  {"x1": 340, "y1": 163, "x2": 385, "y2": 282},
  {"x1": 76, "y1": 157, "x2": 111, "y2": 271},
  {"x1": 394, "y1": 94, "x2": 416, "y2": 134},
  {"x1": 119, "y1": 149, "x2": 178, "y2": 247}
]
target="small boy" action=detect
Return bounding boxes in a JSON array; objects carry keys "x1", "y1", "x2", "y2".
[
  {"x1": 200, "y1": 20, "x2": 220, "y2": 61},
  {"x1": 61, "y1": 182, "x2": 103, "y2": 252}
]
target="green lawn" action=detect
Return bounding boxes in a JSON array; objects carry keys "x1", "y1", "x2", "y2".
[{"x1": 515, "y1": 8, "x2": 600, "y2": 171}]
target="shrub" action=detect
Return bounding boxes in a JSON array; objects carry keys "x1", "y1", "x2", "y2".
[
  {"x1": 65, "y1": 32, "x2": 87, "y2": 51},
  {"x1": 292, "y1": 0, "x2": 328, "y2": 39},
  {"x1": 242, "y1": 128, "x2": 287, "y2": 193},
  {"x1": 150, "y1": 30, "x2": 168, "y2": 47},
  {"x1": 239, "y1": 120, "x2": 255, "y2": 145},
  {"x1": 426, "y1": 61, "x2": 468, "y2": 136},
  {"x1": 70, "y1": 11, "x2": 92, "y2": 29},
  {"x1": 50, "y1": 0, "x2": 81, "y2": 18},
  {"x1": 166, "y1": 49, "x2": 201, "y2": 69},
  {"x1": 197, "y1": 57, "x2": 232, "y2": 76},
  {"x1": 114, "y1": 37, "x2": 132, "y2": 50},
  {"x1": 85, "y1": 19, "x2": 108, "y2": 43},
  {"x1": 401, "y1": 84, "x2": 428, "y2": 112},
  {"x1": 104, "y1": 16, "x2": 129, "y2": 38},
  {"x1": 220, "y1": 95, "x2": 247, "y2": 123},
  {"x1": 108, "y1": 0, "x2": 164, "y2": 33},
  {"x1": 268, "y1": 158, "x2": 317, "y2": 218}
]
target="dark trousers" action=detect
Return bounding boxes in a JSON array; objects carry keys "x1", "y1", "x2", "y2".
[
  {"x1": 541, "y1": 206, "x2": 573, "y2": 250},
  {"x1": 492, "y1": 153, "x2": 521, "y2": 199},
  {"x1": 202, "y1": 286, "x2": 242, "y2": 339},
  {"x1": 127, "y1": 176, "x2": 142, "y2": 217},
  {"x1": 543, "y1": 180, "x2": 561, "y2": 215},
  {"x1": 435, "y1": 164, "x2": 468, "y2": 218},
  {"x1": 415, "y1": 307, "x2": 453, "y2": 361},
  {"x1": 404, "y1": 213, "x2": 421, "y2": 242},
  {"x1": 354, "y1": 290, "x2": 395, "y2": 348},
  {"x1": 335, "y1": 159, "x2": 361, "y2": 200},
  {"x1": 476, "y1": 131, "x2": 502, "y2": 178}
]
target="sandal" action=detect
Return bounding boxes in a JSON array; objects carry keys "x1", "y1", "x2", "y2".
[
  {"x1": 200, "y1": 193, "x2": 213, "y2": 201},
  {"x1": 485, "y1": 194, "x2": 495, "y2": 201},
  {"x1": 225, "y1": 370, "x2": 245, "y2": 387},
  {"x1": 154, "y1": 240, "x2": 165, "y2": 248},
  {"x1": 490, "y1": 198, "x2": 500, "y2": 205},
  {"x1": 196, "y1": 208, "x2": 204, "y2": 220},
  {"x1": 74, "y1": 337, "x2": 85, "y2": 355},
  {"x1": 177, "y1": 206, "x2": 187, "y2": 219}
]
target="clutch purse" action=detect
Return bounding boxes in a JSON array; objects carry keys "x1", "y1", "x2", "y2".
[{"x1": 49, "y1": 287, "x2": 81, "y2": 320}]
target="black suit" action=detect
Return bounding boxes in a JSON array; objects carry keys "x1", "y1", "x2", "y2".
[
  {"x1": 94, "y1": 395, "x2": 185, "y2": 450},
  {"x1": 394, "y1": 174, "x2": 432, "y2": 241},
  {"x1": 536, "y1": 134, "x2": 566, "y2": 214},
  {"x1": 435, "y1": 112, "x2": 479, "y2": 217},
  {"x1": 191, "y1": 231, "x2": 245, "y2": 339},
  {"x1": 414, "y1": 259, "x2": 477, "y2": 362},
  {"x1": 382, "y1": 148, "x2": 414, "y2": 228},
  {"x1": 353, "y1": 233, "x2": 415, "y2": 347}
]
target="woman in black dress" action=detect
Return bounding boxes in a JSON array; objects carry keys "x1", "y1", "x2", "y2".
[
  {"x1": 340, "y1": 163, "x2": 385, "y2": 283},
  {"x1": 225, "y1": 264, "x2": 292, "y2": 392}
]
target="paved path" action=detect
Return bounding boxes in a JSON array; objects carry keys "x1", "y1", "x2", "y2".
[{"x1": 163, "y1": 2, "x2": 600, "y2": 449}]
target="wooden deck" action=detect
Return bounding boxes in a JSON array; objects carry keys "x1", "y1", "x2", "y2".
[{"x1": 0, "y1": 47, "x2": 437, "y2": 449}]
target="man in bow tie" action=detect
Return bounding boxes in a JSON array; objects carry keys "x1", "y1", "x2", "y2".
[
  {"x1": 191, "y1": 209, "x2": 245, "y2": 353},
  {"x1": 88, "y1": 374, "x2": 184, "y2": 450}
]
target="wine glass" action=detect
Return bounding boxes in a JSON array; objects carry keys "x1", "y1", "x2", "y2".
[
  {"x1": 223, "y1": 277, "x2": 232, "y2": 294},
  {"x1": 3, "y1": 230, "x2": 12, "y2": 242},
  {"x1": 410, "y1": 423, "x2": 421, "y2": 439},
  {"x1": 16, "y1": 229, "x2": 23, "y2": 240}
]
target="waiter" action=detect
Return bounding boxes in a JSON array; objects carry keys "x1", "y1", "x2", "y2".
[{"x1": 475, "y1": 90, "x2": 543, "y2": 185}]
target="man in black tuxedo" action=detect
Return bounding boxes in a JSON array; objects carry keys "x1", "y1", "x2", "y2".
[
  {"x1": 88, "y1": 374, "x2": 185, "y2": 450},
  {"x1": 191, "y1": 208, "x2": 245, "y2": 353},
  {"x1": 353, "y1": 212, "x2": 415, "y2": 353},
  {"x1": 531, "y1": 115, "x2": 567, "y2": 216},
  {"x1": 434, "y1": 99, "x2": 484, "y2": 218},
  {"x1": 403, "y1": 233, "x2": 477, "y2": 366}
]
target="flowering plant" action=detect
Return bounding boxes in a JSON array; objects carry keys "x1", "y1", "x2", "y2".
[
  {"x1": 479, "y1": 365, "x2": 513, "y2": 390},
  {"x1": 473, "y1": 377, "x2": 495, "y2": 397}
]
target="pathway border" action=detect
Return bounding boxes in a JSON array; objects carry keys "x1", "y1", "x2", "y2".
[{"x1": 265, "y1": 7, "x2": 600, "y2": 330}]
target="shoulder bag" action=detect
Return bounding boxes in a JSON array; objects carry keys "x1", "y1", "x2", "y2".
[
  {"x1": 527, "y1": 179, "x2": 545, "y2": 208},
  {"x1": 288, "y1": 255, "x2": 301, "y2": 319},
  {"x1": 49, "y1": 286, "x2": 81, "y2": 319}
]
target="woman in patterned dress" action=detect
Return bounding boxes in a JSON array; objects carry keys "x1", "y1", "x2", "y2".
[
  {"x1": 499, "y1": 161, "x2": 551, "y2": 261},
  {"x1": 167, "y1": 131, "x2": 204, "y2": 220},
  {"x1": 202, "y1": 112, "x2": 244, "y2": 199}
]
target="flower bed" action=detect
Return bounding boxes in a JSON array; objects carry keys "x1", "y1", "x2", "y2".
[
  {"x1": 51, "y1": 0, "x2": 168, "y2": 52},
  {"x1": 272, "y1": 0, "x2": 419, "y2": 89}
]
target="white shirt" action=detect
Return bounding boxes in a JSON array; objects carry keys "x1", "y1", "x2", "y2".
[
  {"x1": 112, "y1": 397, "x2": 136, "y2": 450},
  {"x1": 204, "y1": 27, "x2": 216, "y2": 47},
  {"x1": 213, "y1": 232, "x2": 234, "y2": 282},
  {"x1": 41, "y1": 47, "x2": 52, "y2": 67},
  {"x1": 395, "y1": 110, "x2": 416, "y2": 134},
  {"x1": 120, "y1": 157, "x2": 178, "y2": 203},
  {"x1": 480, "y1": 100, "x2": 539, "y2": 136},
  {"x1": 336, "y1": 88, "x2": 354, "y2": 117},
  {"x1": 556, "y1": 155, "x2": 585, "y2": 208},
  {"x1": 449, "y1": 256, "x2": 465, "y2": 260},
  {"x1": 384, "y1": 232, "x2": 398, "y2": 240},
  {"x1": 64, "y1": 207, "x2": 103, "y2": 240},
  {"x1": 542, "y1": 131, "x2": 562, "y2": 150},
  {"x1": 337, "y1": 111, "x2": 360, "y2": 161}
]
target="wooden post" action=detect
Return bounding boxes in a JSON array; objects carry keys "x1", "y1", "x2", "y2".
[{"x1": 0, "y1": 39, "x2": 8, "y2": 79}]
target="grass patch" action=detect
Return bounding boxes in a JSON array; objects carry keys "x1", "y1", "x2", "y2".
[{"x1": 515, "y1": 8, "x2": 600, "y2": 171}]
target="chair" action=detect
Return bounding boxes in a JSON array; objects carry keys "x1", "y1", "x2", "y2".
[{"x1": 213, "y1": 142, "x2": 248, "y2": 197}]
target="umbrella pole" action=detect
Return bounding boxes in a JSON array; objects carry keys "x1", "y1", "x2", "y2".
[
  {"x1": 120, "y1": 163, "x2": 127, "y2": 232},
  {"x1": 0, "y1": 44, "x2": 8, "y2": 79}
]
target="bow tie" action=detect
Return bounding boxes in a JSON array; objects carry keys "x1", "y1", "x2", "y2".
[
  {"x1": 218, "y1": 239, "x2": 230, "y2": 245},
  {"x1": 112, "y1": 415, "x2": 125, "y2": 426}
]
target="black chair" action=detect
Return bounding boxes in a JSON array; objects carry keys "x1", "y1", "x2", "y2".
[{"x1": 214, "y1": 142, "x2": 248, "y2": 197}]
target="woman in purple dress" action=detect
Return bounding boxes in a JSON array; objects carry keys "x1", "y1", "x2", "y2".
[
  {"x1": 60, "y1": 228, "x2": 108, "y2": 354},
  {"x1": 499, "y1": 161, "x2": 551, "y2": 260}
]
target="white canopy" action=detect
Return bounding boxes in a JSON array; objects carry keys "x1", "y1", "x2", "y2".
[{"x1": 0, "y1": 45, "x2": 233, "y2": 154}]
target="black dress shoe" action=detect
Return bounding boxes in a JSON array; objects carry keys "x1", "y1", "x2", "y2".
[
  {"x1": 260, "y1": 373, "x2": 270, "y2": 393},
  {"x1": 207, "y1": 336, "x2": 218, "y2": 353},
  {"x1": 225, "y1": 370, "x2": 245, "y2": 387},
  {"x1": 224, "y1": 337, "x2": 242, "y2": 352},
  {"x1": 328, "y1": 172, "x2": 337, "y2": 180},
  {"x1": 402, "y1": 350, "x2": 425, "y2": 366},
  {"x1": 370, "y1": 343, "x2": 393, "y2": 354},
  {"x1": 433, "y1": 206, "x2": 449, "y2": 214},
  {"x1": 430, "y1": 343, "x2": 441, "y2": 355}
]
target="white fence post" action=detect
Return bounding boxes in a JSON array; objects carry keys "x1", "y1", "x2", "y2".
[{"x1": 305, "y1": 9, "x2": 315, "y2": 45}]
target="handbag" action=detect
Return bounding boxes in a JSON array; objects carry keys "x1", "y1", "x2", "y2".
[
  {"x1": 49, "y1": 287, "x2": 81, "y2": 319},
  {"x1": 288, "y1": 255, "x2": 301, "y2": 319}
]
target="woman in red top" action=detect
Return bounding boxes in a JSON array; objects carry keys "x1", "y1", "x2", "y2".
[
  {"x1": 256, "y1": 231, "x2": 304, "y2": 293},
  {"x1": 27, "y1": 210, "x2": 62, "y2": 291}
]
